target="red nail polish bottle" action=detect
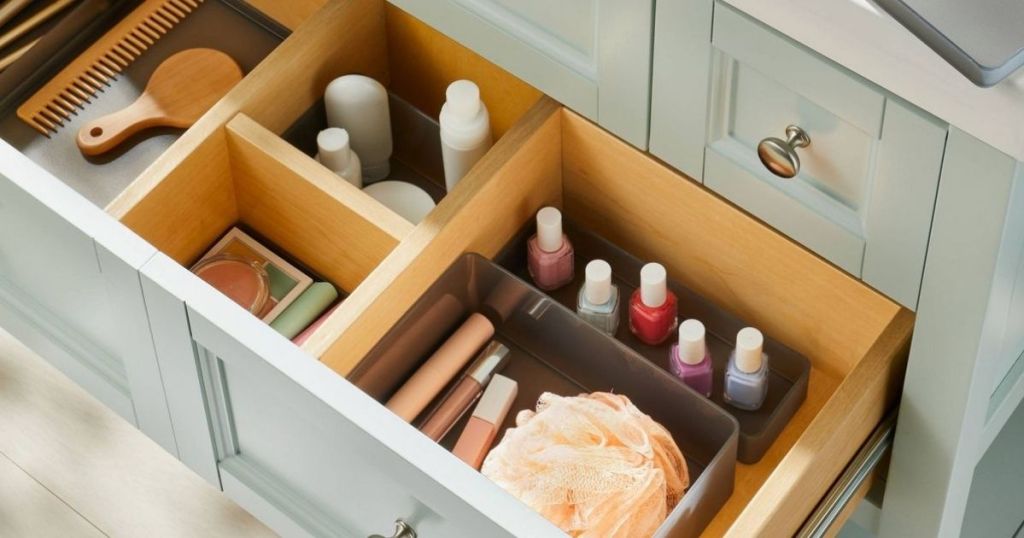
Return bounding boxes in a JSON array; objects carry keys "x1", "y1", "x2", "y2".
[
  {"x1": 527, "y1": 207, "x2": 574, "y2": 290},
  {"x1": 629, "y1": 262, "x2": 678, "y2": 345}
]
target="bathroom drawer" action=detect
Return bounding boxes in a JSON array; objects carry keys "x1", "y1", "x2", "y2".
[
  {"x1": 387, "y1": 0, "x2": 654, "y2": 148},
  {"x1": 1, "y1": 0, "x2": 912, "y2": 535},
  {"x1": 651, "y1": 0, "x2": 946, "y2": 309}
]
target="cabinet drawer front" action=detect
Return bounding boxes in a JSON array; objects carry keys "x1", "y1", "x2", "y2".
[
  {"x1": 704, "y1": 2, "x2": 945, "y2": 309},
  {"x1": 387, "y1": 0, "x2": 653, "y2": 147},
  {"x1": 0, "y1": 143, "x2": 174, "y2": 451}
]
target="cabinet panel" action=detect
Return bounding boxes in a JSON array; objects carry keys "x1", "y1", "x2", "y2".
[
  {"x1": 387, "y1": 0, "x2": 653, "y2": 147},
  {"x1": 662, "y1": 2, "x2": 945, "y2": 309},
  {"x1": 0, "y1": 142, "x2": 174, "y2": 451}
]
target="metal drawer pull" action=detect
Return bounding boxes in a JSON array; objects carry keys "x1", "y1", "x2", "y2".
[
  {"x1": 757, "y1": 125, "x2": 811, "y2": 178},
  {"x1": 369, "y1": 520, "x2": 416, "y2": 538},
  {"x1": 797, "y1": 412, "x2": 896, "y2": 538}
]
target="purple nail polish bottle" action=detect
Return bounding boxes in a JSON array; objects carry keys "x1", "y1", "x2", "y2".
[{"x1": 670, "y1": 319, "x2": 713, "y2": 397}]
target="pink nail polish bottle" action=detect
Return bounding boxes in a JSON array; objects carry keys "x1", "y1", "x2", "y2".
[
  {"x1": 670, "y1": 319, "x2": 713, "y2": 397},
  {"x1": 527, "y1": 207, "x2": 574, "y2": 290},
  {"x1": 629, "y1": 262, "x2": 678, "y2": 345}
]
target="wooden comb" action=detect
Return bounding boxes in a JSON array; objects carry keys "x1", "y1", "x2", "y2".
[{"x1": 17, "y1": 0, "x2": 205, "y2": 135}]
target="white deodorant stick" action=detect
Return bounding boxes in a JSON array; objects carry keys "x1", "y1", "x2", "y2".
[{"x1": 325, "y1": 75, "x2": 393, "y2": 181}]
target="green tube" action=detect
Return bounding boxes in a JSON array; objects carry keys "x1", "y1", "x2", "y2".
[{"x1": 270, "y1": 282, "x2": 339, "y2": 339}]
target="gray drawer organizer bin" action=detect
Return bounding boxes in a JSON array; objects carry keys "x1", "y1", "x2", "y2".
[
  {"x1": 353, "y1": 253, "x2": 738, "y2": 538},
  {"x1": 497, "y1": 222, "x2": 811, "y2": 464}
]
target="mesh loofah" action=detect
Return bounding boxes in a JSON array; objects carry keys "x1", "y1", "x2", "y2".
[{"x1": 481, "y1": 392, "x2": 689, "y2": 537}]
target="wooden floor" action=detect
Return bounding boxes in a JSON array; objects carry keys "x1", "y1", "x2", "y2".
[{"x1": 0, "y1": 327, "x2": 273, "y2": 537}]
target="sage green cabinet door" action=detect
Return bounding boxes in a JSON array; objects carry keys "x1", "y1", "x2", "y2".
[
  {"x1": 0, "y1": 142, "x2": 174, "y2": 453},
  {"x1": 652, "y1": 1, "x2": 946, "y2": 309},
  {"x1": 387, "y1": 0, "x2": 653, "y2": 147}
]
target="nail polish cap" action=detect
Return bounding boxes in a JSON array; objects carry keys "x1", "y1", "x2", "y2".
[
  {"x1": 471, "y1": 374, "x2": 518, "y2": 425},
  {"x1": 536, "y1": 207, "x2": 564, "y2": 253},
  {"x1": 640, "y1": 262, "x2": 668, "y2": 307},
  {"x1": 677, "y1": 319, "x2": 707, "y2": 365},
  {"x1": 446, "y1": 80, "x2": 481, "y2": 121},
  {"x1": 466, "y1": 341, "x2": 511, "y2": 386},
  {"x1": 317, "y1": 128, "x2": 352, "y2": 167},
  {"x1": 735, "y1": 327, "x2": 764, "y2": 373},
  {"x1": 584, "y1": 259, "x2": 613, "y2": 305}
]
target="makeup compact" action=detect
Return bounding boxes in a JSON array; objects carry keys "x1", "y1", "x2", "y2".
[{"x1": 192, "y1": 254, "x2": 270, "y2": 314}]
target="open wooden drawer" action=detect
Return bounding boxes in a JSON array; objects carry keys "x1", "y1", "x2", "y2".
[{"x1": 20, "y1": 0, "x2": 911, "y2": 536}]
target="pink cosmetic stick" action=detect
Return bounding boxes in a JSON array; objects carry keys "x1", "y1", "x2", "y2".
[
  {"x1": 452, "y1": 374, "x2": 518, "y2": 469},
  {"x1": 419, "y1": 342, "x2": 510, "y2": 441},
  {"x1": 386, "y1": 313, "x2": 495, "y2": 422}
]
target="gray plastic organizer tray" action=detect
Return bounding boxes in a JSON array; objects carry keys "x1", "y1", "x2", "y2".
[
  {"x1": 496, "y1": 221, "x2": 810, "y2": 464},
  {"x1": 0, "y1": 0, "x2": 286, "y2": 207},
  {"x1": 353, "y1": 254, "x2": 739, "y2": 538}
]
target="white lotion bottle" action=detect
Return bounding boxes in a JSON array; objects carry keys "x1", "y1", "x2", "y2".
[
  {"x1": 316, "y1": 128, "x2": 362, "y2": 188},
  {"x1": 439, "y1": 80, "x2": 492, "y2": 192},
  {"x1": 325, "y1": 75, "x2": 392, "y2": 181}
]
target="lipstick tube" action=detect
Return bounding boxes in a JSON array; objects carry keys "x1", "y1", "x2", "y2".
[
  {"x1": 452, "y1": 374, "x2": 518, "y2": 469},
  {"x1": 419, "y1": 342, "x2": 511, "y2": 441},
  {"x1": 386, "y1": 313, "x2": 495, "y2": 422}
]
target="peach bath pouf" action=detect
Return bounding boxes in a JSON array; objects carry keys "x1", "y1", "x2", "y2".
[{"x1": 480, "y1": 392, "x2": 689, "y2": 537}]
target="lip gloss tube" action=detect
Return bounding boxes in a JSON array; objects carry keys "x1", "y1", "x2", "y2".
[
  {"x1": 419, "y1": 342, "x2": 511, "y2": 441},
  {"x1": 386, "y1": 313, "x2": 495, "y2": 422},
  {"x1": 453, "y1": 374, "x2": 518, "y2": 469}
]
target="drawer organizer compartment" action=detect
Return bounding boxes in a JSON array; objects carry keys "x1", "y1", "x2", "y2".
[
  {"x1": 354, "y1": 253, "x2": 739, "y2": 536},
  {"x1": 118, "y1": 111, "x2": 411, "y2": 321},
  {"x1": 323, "y1": 101, "x2": 914, "y2": 535},
  {"x1": 495, "y1": 222, "x2": 811, "y2": 464},
  {"x1": 0, "y1": 0, "x2": 290, "y2": 207},
  {"x1": 106, "y1": 0, "x2": 542, "y2": 350}
]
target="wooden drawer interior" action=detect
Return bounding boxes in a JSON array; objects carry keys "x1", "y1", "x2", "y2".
[
  {"x1": 84, "y1": 0, "x2": 914, "y2": 534},
  {"x1": 103, "y1": 0, "x2": 542, "y2": 349},
  {"x1": 319, "y1": 101, "x2": 914, "y2": 535}
]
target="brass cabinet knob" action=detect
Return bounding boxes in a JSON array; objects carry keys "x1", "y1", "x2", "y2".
[
  {"x1": 757, "y1": 125, "x2": 811, "y2": 178},
  {"x1": 369, "y1": 520, "x2": 417, "y2": 538}
]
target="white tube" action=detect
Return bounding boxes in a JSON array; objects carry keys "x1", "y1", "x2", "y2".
[
  {"x1": 439, "y1": 80, "x2": 492, "y2": 191},
  {"x1": 317, "y1": 128, "x2": 363, "y2": 188}
]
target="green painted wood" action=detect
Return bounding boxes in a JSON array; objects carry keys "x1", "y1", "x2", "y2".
[
  {"x1": 649, "y1": 0, "x2": 714, "y2": 179},
  {"x1": 386, "y1": 0, "x2": 652, "y2": 148},
  {"x1": 961, "y1": 398, "x2": 1024, "y2": 538},
  {"x1": 704, "y1": 147, "x2": 867, "y2": 274},
  {"x1": 712, "y1": 3, "x2": 884, "y2": 136},
  {"x1": 861, "y1": 98, "x2": 947, "y2": 309},
  {"x1": 695, "y1": 2, "x2": 945, "y2": 309},
  {"x1": 140, "y1": 254, "x2": 222, "y2": 487},
  {"x1": 880, "y1": 129, "x2": 1019, "y2": 538},
  {"x1": 0, "y1": 141, "x2": 177, "y2": 454}
]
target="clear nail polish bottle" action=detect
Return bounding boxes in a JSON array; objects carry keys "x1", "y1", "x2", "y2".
[
  {"x1": 670, "y1": 319, "x2": 713, "y2": 397},
  {"x1": 628, "y1": 262, "x2": 678, "y2": 345},
  {"x1": 527, "y1": 207, "x2": 574, "y2": 290},
  {"x1": 576, "y1": 259, "x2": 620, "y2": 335},
  {"x1": 723, "y1": 327, "x2": 769, "y2": 411}
]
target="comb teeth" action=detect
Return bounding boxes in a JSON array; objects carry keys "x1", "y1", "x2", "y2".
[{"x1": 18, "y1": 0, "x2": 205, "y2": 136}]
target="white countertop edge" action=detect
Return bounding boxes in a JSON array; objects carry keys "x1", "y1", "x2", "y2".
[{"x1": 723, "y1": 0, "x2": 1024, "y2": 163}]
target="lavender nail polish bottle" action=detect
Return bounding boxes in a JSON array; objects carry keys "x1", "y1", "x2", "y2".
[{"x1": 723, "y1": 327, "x2": 769, "y2": 411}]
